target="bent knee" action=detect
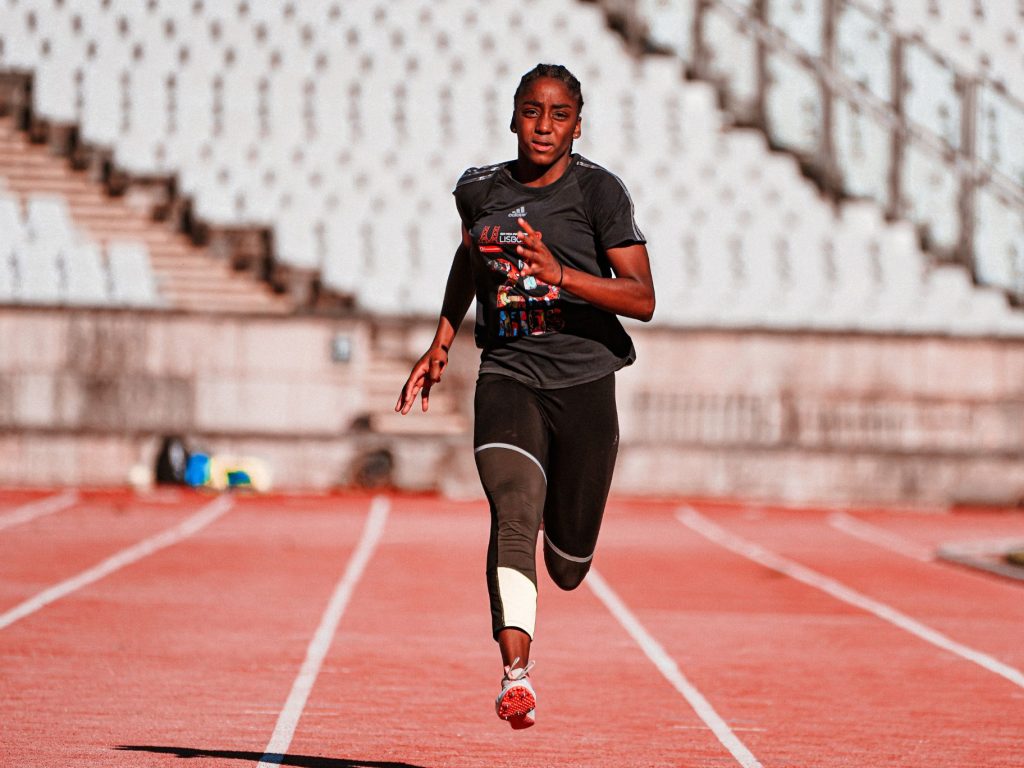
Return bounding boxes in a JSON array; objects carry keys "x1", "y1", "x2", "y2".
[
  {"x1": 552, "y1": 569, "x2": 588, "y2": 591},
  {"x1": 543, "y1": 552, "x2": 591, "y2": 591},
  {"x1": 543, "y1": 535, "x2": 594, "y2": 591}
]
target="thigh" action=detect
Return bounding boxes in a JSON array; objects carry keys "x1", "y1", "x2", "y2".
[
  {"x1": 541, "y1": 374, "x2": 619, "y2": 558},
  {"x1": 474, "y1": 374, "x2": 549, "y2": 476}
]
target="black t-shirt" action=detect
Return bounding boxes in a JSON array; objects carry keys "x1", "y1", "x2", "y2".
[{"x1": 453, "y1": 154, "x2": 646, "y2": 389}]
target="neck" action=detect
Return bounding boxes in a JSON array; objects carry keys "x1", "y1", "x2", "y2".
[{"x1": 512, "y1": 152, "x2": 573, "y2": 187}]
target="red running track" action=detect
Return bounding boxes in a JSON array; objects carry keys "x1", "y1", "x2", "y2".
[{"x1": 0, "y1": 490, "x2": 1021, "y2": 767}]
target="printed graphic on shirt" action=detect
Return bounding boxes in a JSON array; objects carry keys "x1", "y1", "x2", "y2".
[{"x1": 478, "y1": 224, "x2": 562, "y2": 339}]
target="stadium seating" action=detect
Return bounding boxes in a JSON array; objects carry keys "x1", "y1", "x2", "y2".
[
  {"x1": 1, "y1": 0, "x2": 1022, "y2": 334},
  {"x1": 634, "y1": 0, "x2": 1024, "y2": 308},
  {"x1": 107, "y1": 241, "x2": 160, "y2": 306},
  {"x1": 641, "y1": 0, "x2": 1024, "y2": 106},
  {"x1": 855, "y1": 0, "x2": 1024, "y2": 105},
  {"x1": 0, "y1": 184, "x2": 160, "y2": 308},
  {"x1": 65, "y1": 242, "x2": 110, "y2": 306}
]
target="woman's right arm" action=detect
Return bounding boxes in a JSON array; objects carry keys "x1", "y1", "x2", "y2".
[{"x1": 395, "y1": 226, "x2": 475, "y2": 415}]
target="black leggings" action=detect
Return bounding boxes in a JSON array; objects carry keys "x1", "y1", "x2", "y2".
[{"x1": 474, "y1": 372, "x2": 619, "y2": 640}]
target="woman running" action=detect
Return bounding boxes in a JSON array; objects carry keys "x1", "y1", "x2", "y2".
[{"x1": 396, "y1": 63, "x2": 654, "y2": 729}]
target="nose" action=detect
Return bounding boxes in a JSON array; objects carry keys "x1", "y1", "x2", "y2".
[{"x1": 535, "y1": 112, "x2": 552, "y2": 133}]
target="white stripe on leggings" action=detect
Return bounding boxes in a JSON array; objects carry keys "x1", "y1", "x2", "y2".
[
  {"x1": 474, "y1": 442, "x2": 547, "y2": 484},
  {"x1": 544, "y1": 531, "x2": 593, "y2": 563}
]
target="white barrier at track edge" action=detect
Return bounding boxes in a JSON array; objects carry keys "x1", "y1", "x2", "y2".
[{"x1": 827, "y1": 511, "x2": 934, "y2": 562}]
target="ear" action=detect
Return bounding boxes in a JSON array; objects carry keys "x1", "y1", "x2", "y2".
[
  {"x1": 510, "y1": 116, "x2": 517, "y2": 133},
  {"x1": 573, "y1": 116, "x2": 581, "y2": 140}
]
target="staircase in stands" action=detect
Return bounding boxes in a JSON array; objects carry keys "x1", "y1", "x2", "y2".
[{"x1": 0, "y1": 115, "x2": 293, "y2": 315}]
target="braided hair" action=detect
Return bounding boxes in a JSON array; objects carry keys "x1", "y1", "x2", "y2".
[{"x1": 513, "y1": 63, "x2": 584, "y2": 113}]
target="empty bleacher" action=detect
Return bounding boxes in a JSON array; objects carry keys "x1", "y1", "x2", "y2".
[
  {"x1": 0, "y1": 114, "x2": 292, "y2": 313},
  {"x1": 852, "y1": 0, "x2": 1024, "y2": 104},
  {"x1": 631, "y1": 0, "x2": 1024, "y2": 310},
  {"x1": 0, "y1": 0, "x2": 1021, "y2": 334},
  {"x1": 0, "y1": 180, "x2": 157, "y2": 308}
]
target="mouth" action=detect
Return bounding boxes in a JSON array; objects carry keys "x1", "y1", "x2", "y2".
[{"x1": 529, "y1": 139, "x2": 554, "y2": 152}]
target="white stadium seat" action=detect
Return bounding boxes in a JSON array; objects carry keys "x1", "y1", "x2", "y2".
[
  {"x1": 26, "y1": 195, "x2": 76, "y2": 250},
  {"x1": 65, "y1": 241, "x2": 110, "y2": 306},
  {"x1": 16, "y1": 239, "x2": 62, "y2": 304},
  {"x1": 108, "y1": 240, "x2": 160, "y2": 306},
  {"x1": 3, "y1": 0, "x2": 1023, "y2": 336}
]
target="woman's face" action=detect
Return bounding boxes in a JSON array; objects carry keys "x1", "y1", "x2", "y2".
[{"x1": 512, "y1": 77, "x2": 581, "y2": 167}]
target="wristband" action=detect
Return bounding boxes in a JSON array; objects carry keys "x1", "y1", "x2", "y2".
[{"x1": 557, "y1": 262, "x2": 564, "y2": 288}]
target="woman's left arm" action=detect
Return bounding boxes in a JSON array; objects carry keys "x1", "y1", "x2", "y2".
[{"x1": 516, "y1": 217, "x2": 655, "y2": 322}]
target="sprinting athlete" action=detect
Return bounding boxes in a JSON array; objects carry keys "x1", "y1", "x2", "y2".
[{"x1": 396, "y1": 63, "x2": 655, "y2": 729}]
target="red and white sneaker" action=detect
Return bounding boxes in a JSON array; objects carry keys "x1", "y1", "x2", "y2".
[{"x1": 495, "y1": 658, "x2": 536, "y2": 729}]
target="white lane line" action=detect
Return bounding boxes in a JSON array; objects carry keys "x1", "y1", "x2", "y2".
[
  {"x1": 827, "y1": 511, "x2": 934, "y2": 562},
  {"x1": 0, "y1": 495, "x2": 234, "y2": 631},
  {"x1": 587, "y1": 569, "x2": 764, "y2": 768},
  {"x1": 257, "y1": 496, "x2": 390, "y2": 768},
  {"x1": 678, "y1": 506, "x2": 1024, "y2": 691},
  {"x1": 0, "y1": 490, "x2": 79, "y2": 532}
]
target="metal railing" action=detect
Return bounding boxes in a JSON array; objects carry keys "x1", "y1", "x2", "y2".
[{"x1": 595, "y1": 0, "x2": 1024, "y2": 301}]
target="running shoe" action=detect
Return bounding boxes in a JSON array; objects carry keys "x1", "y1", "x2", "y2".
[{"x1": 495, "y1": 657, "x2": 536, "y2": 729}]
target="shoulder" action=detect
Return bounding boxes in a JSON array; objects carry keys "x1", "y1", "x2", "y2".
[
  {"x1": 572, "y1": 155, "x2": 635, "y2": 204},
  {"x1": 572, "y1": 156, "x2": 646, "y2": 244},
  {"x1": 454, "y1": 161, "x2": 507, "y2": 191},
  {"x1": 452, "y1": 162, "x2": 509, "y2": 223},
  {"x1": 452, "y1": 162, "x2": 508, "y2": 225}
]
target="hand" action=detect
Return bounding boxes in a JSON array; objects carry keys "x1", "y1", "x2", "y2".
[
  {"x1": 516, "y1": 217, "x2": 562, "y2": 286},
  {"x1": 395, "y1": 345, "x2": 449, "y2": 415}
]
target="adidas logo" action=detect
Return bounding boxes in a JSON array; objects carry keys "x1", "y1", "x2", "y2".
[{"x1": 508, "y1": 206, "x2": 527, "y2": 218}]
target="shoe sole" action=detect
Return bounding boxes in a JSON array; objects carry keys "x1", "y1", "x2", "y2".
[{"x1": 497, "y1": 684, "x2": 536, "y2": 728}]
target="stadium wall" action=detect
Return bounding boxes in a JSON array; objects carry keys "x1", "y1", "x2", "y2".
[
  {"x1": 0, "y1": 307, "x2": 474, "y2": 493},
  {"x1": 620, "y1": 329, "x2": 1024, "y2": 506},
  {"x1": 2, "y1": 307, "x2": 1024, "y2": 506}
]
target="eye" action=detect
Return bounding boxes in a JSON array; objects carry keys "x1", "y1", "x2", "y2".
[{"x1": 554, "y1": 111, "x2": 569, "y2": 120}]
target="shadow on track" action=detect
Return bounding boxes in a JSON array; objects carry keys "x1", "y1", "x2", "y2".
[{"x1": 115, "y1": 745, "x2": 429, "y2": 768}]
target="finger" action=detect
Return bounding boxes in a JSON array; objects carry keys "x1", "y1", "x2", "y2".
[
  {"x1": 516, "y1": 244, "x2": 535, "y2": 263},
  {"x1": 400, "y1": 378, "x2": 423, "y2": 415},
  {"x1": 421, "y1": 383, "x2": 431, "y2": 412},
  {"x1": 396, "y1": 380, "x2": 414, "y2": 413},
  {"x1": 402, "y1": 376, "x2": 420, "y2": 406},
  {"x1": 517, "y1": 217, "x2": 537, "y2": 237}
]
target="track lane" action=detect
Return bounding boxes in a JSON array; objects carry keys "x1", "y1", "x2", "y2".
[
  {"x1": 0, "y1": 489, "x2": 78, "y2": 531},
  {"x1": 6, "y1": 491, "x2": 1021, "y2": 767},
  {"x1": 285, "y1": 496, "x2": 736, "y2": 768},
  {"x1": 0, "y1": 493, "x2": 378, "y2": 768},
  {"x1": 691, "y1": 502, "x2": 1024, "y2": 672},
  {"x1": 0, "y1": 494, "x2": 233, "y2": 630},
  {"x1": 0, "y1": 488, "x2": 58, "y2": 508},
  {"x1": 834, "y1": 506, "x2": 1024, "y2": 553},
  {"x1": 257, "y1": 496, "x2": 390, "y2": 767},
  {"x1": 0, "y1": 490, "x2": 221, "y2": 614},
  {"x1": 594, "y1": 500, "x2": 1023, "y2": 768}
]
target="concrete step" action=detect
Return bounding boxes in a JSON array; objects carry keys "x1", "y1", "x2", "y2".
[{"x1": 0, "y1": 115, "x2": 292, "y2": 316}]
